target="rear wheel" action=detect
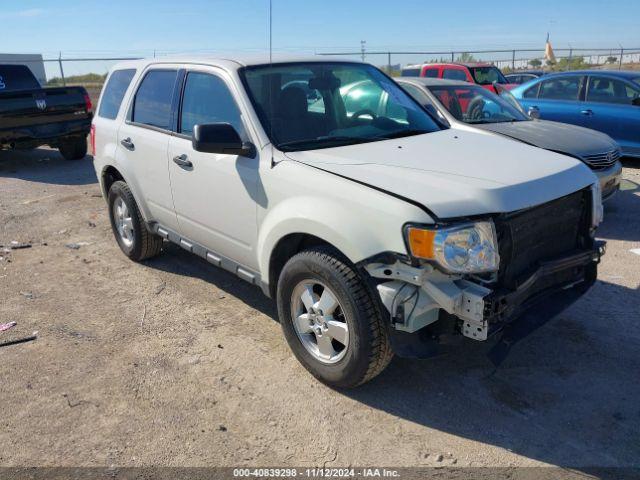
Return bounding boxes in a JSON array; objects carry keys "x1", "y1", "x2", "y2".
[
  {"x1": 107, "y1": 181, "x2": 163, "y2": 261},
  {"x1": 277, "y1": 246, "x2": 393, "y2": 388},
  {"x1": 59, "y1": 137, "x2": 88, "y2": 161}
]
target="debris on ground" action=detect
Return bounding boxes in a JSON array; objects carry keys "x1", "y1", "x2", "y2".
[
  {"x1": 218, "y1": 425, "x2": 227, "y2": 432},
  {"x1": 0, "y1": 331, "x2": 38, "y2": 349},
  {"x1": 0, "y1": 321, "x2": 17, "y2": 333},
  {"x1": 154, "y1": 281, "x2": 166, "y2": 295},
  {"x1": 20, "y1": 291, "x2": 35, "y2": 299},
  {"x1": 9, "y1": 241, "x2": 32, "y2": 250},
  {"x1": 87, "y1": 221, "x2": 96, "y2": 228},
  {"x1": 65, "y1": 242, "x2": 90, "y2": 250}
]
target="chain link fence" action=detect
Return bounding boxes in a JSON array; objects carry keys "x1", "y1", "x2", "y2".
[
  {"x1": 317, "y1": 47, "x2": 640, "y2": 75},
  {"x1": 3, "y1": 46, "x2": 639, "y2": 104}
]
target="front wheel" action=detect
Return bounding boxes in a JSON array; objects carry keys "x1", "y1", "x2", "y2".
[
  {"x1": 277, "y1": 247, "x2": 393, "y2": 388},
  {"x1": 59, "y1": 137, "x2": 88, "y2": 161}
]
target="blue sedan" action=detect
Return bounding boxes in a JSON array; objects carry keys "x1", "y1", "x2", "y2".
[{"x1": 510, "y1": 70, "x2": 640, "y2": 158}]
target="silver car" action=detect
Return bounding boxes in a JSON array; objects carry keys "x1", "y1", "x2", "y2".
[{"x1": 398, "y1": 77, "x2": 622, "y2": 200}]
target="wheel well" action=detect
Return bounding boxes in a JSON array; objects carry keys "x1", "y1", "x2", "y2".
[
  {"x1": 102, "y1": 166, "x2": 124, "y2": 196},
  {"x1": 268, "y1": 233, "x2": 335, "y2": 298}
]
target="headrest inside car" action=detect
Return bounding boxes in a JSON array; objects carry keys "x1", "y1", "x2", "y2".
[{"x1": 309, "y1": 76, "x2": 341, "y2": 90}]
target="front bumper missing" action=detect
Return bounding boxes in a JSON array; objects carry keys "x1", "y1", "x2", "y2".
[{"x1": 367, "y1": 240, "x2": 606, "y2": 343}]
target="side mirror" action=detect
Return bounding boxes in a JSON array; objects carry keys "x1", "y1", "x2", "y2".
[
  {"x1": 192, "y1": 123, "x2": 255, "y2": 157},
  {"x1": 528, "y1": 106, "x2": 541, "y2": 119}
]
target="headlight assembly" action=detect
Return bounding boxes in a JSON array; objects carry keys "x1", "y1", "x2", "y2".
[{"x1": 405, "y1": 221, "x2": 500, "y2": 274}]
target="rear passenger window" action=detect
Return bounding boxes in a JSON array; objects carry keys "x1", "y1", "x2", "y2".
[
  {"x1": 98, "y1": 69, "x2": 136, "y2": 120},
  {"x1": 538, "y1": 76, "x2": 582, "y2": 101},
  {"x1": 443, "y1": 69, "x2": 468, "y2": 81},
  {"x1": 180, "y1": 72, "x2": 244, "y2": 136},
  {"x1": 131, "y1": 70, "x2": 177, "y2": 129}
]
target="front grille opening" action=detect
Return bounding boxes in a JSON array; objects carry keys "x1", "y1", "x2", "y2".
[{"x1": 494, "y1": 188, "x2": 591, "y2": 290}]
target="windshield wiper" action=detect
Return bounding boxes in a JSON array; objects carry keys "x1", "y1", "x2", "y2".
[
  {"x1": 277, "y1": 135, "x2": 374, "y2": 152},
  {"x1": 374, "y1": 129, "x2": 431, "y2": 140}
]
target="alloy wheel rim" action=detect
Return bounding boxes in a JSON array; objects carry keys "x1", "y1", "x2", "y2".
[
  {"x1": 113, "y1": 197, "x2": 134, "y2": 248},
  {"x1": 291, "y1": 280, "x2": 349, "y2": 364}
]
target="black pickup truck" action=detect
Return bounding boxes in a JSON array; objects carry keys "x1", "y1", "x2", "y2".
[{"x1": 0, "y1": 64, "x2": 92, "y2": 160}]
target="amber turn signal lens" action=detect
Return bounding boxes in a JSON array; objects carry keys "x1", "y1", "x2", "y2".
[{"x1": 407, "y1": 227, "x2": 436, "y2": 259}]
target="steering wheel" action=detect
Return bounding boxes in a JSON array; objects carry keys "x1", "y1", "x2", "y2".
[
  {"x1": 351, "y1": 109, "x2": 378, "y2": 121},
  {"x1": 466, "y1": 97, "x2": 485, "y2": 121}
]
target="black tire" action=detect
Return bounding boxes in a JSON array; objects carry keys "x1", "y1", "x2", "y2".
[
  {"x1": 107, "y1": 180, "x2": 163, "y2": 261},
  {"x1": 277, "y1": 246, "x2": 393, "y2": 388},
  {"x1": 59, "y1": 137, "x2": 88, "y2": 161}
]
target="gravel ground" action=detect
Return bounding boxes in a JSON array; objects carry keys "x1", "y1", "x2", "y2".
[{"x1": 0, "y1": 148, "x2": 639, "y2": 473}]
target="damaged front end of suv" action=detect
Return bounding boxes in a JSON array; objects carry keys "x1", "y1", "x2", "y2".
[{"x1": 363, "y1": 183, "x2": 606, "y2": 359}]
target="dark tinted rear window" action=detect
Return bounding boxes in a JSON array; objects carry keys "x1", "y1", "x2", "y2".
[
  {"x1": 98, "y1": 69, "x2": 136, "y2": 120},
  {"x1": 0, "y1": 65, "x2": 40, "y2": 91},
  {"x1": 401, "y1": 68, "x2": 420, "y2": 77},
  {"x1": 424, "y1": 69, "x2": 439, "y2": 78},
  {"x1": 131, "y1": 70, "x2": 177, "y2": 129}
]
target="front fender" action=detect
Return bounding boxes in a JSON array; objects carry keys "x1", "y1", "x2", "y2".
[{"x1": 256, "y1": 193, "x2": 431, "y2": 284}]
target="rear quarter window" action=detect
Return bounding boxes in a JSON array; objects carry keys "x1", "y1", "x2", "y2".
[
  {"x1": 401, "y1": 68, "x2": 420, "y2": 77},
  {"x1": 0, "y1": 64, "x2": 40, "y2": 91},
  {"x1": 98, "y1": 69, "x2": 136, "y2": 120},
  {"x1": 131, "y1": 70, "x2": 177, "y2": 130}
]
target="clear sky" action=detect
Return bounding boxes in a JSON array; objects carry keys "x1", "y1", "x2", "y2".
[{"x1": 1, "y1": 0, "x2": 639, "y2": 76}]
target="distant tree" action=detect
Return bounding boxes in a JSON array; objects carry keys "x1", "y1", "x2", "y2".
[
  {"x1": 606, "y1": 56, "x2": 618, "y2": 64},
  {"x1": 456, "y1": 52, "x2": 477, "y2": 63},
  {"x1": 550, "y1": 56, "x2": 589, "y2": 71},
  {"x1": 47, "y1": 72, "x2": 107, "y2": 86},
  {"x1": 529, "y1": 58, "x2": 543, "y2": 68}
]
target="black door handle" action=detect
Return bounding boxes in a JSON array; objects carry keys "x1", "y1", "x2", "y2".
[
  {"x1": 173, "y1": 154, "x2": 193, "y2": 168},
  {"x1": 120, "y1": 137, "x2": 135, "y2": 150},
  {"x1": 581, "y1": 109, "x2": 594, "y2": 116}
]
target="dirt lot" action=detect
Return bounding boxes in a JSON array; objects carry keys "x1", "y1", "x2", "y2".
[{"x1": 0, "y1": 148, "x2": 639, "y2": 472}]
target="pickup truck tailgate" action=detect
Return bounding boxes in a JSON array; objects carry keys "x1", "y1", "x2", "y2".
[{"x1": 0, "y1": 87, "x2": 90, "y2": 130}]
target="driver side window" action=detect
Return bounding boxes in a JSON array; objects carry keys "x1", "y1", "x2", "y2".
[{"x1": 180, "y1": 72, "x2": 244, "y2": 136}]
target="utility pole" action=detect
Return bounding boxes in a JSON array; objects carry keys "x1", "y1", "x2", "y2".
[
  {"x1": 58, "y1": 52, "x2": 66, "y2": 86},
  {"x1": 360, "y1": 40, "x2": 366, "y2": 61}
]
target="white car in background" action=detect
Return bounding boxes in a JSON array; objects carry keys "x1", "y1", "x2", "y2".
[
  {"x1": 397, "y1": 77, "x2": 622, "y2": 200},
  {"x1": 92, "y1": 55, "x2": 605, "y2": 387}
]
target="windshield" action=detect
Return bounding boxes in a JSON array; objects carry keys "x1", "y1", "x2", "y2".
[
  {"x1": 239, "y1": 62, "x2": 441, "y2": 152},
  {"x1": 428, "y1": 85, "x2": 530, "y2": 124},
  {"x1": 469, "y1": 66, "x2": 508, "y2": 85}
]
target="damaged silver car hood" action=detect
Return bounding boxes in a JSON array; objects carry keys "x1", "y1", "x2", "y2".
[{"x1": 284, "y1": 129, "x2": 597, "y2": 219}]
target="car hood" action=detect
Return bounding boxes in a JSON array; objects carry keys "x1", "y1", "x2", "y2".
[
  {"x1": 475, "y1": 120, "x2": 617, "y2": 159},
  {"x1": 284, "y1": 129, "x2": 596, "y2": 219}
]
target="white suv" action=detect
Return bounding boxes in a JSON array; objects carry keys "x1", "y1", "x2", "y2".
[{"x1": 92, "y1": 55, "x2": 605, "y2": 387}]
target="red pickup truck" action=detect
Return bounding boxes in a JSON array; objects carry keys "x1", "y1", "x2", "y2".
[{"x1": 400, "y1": 62, "x2": 517, "y2": 94}]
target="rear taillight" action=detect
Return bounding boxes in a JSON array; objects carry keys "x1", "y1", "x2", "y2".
[
  {"x1": 90, "y1": 124, "x2": 96, "y2": 156},
  {"x1": 83, "y1": 93, "x2": 93, "y2": 112}
]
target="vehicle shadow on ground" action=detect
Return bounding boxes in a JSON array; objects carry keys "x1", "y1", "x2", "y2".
[
  {"x1": 144, "y1": 242, "x2": 278, "y2": 319},
  {"x1": 0, "y1": 148, "x2": 97, "y2": 186},
  {"x1": 343, "y1": 279, "x2": 640, "y2": 470}
]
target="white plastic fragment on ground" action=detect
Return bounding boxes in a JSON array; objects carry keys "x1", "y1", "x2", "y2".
[
  {"x1": 0, "y1": 321, "x2": 17, "y2": 333},
  {"x1": 630, "y1": 249, "x2": 640, "y2": 256}
]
